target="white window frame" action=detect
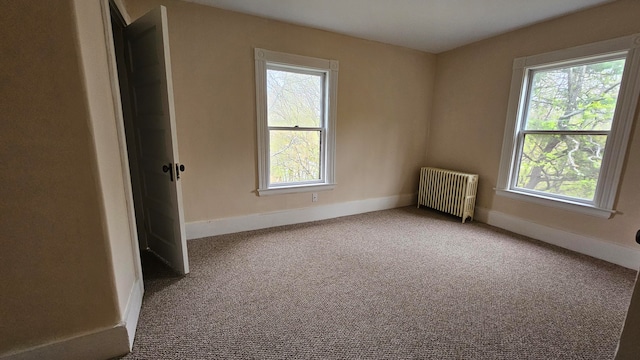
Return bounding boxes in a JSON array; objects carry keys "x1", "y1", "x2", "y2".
[
  {"x1": 255, "y1": 48, "x2": 338, "y2": 196},
  {"x1": 496, "y1": 34, "x2": 640, "y2": 218}
]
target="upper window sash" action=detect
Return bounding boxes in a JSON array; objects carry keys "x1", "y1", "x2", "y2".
[
  {"x1": 267, "y1": 63, "x2": 327, "y2": 78},
  {"x1": 496, "y1": 33, "x2": 640, "y2": 218}
]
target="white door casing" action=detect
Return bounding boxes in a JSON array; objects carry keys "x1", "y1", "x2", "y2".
[{"x1": 125, "y1": 6, "x2": 189, "y2": 274}]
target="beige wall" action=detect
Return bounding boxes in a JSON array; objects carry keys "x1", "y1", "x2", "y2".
[
  {"x1": 0, "y1": 0, "x2": 122, "y2": 354},
  {"x1": 121, "y1": 0, "x2": 436, "y2": 223},
  {"x1": 429, "y1": 0, "x2": 640, "y2": 249}
]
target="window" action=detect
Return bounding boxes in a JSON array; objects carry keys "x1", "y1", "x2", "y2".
[
  {"x1": 497, "y1": 34, "x2": 640, "y2": 218},
  {"x1": 255, "y1": 48, "x2": 338, "y2": 195}
]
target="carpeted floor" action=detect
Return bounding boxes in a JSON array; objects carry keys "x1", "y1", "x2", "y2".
[{"x1": 121, "y1": 207, "x2": 636, "y2": 359}]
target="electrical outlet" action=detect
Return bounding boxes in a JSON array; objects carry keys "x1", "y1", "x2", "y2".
[{"x1": 312, "y1": 193, "x2": 318, "y2": 202}]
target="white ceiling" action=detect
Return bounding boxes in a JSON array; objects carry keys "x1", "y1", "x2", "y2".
[{"x1": 183, "y1": 0, "x2": 613, "y2": 53}]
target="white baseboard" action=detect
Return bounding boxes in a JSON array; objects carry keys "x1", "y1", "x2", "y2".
[
  {"x1": 2, "y1": 279, "x2": 144, "y2": 360},
  {"x1": 122, "y1": 278, "x2": 144, "y2": 349},
  {"x1": 186, "y1": 193, "x2": 417, "y2": 239},
  {"x1": 475, "y1": 207, "x2": 640, "y2": 270},
  {"x1": 1, "y1": 325, "x2": 130, "y2": 360}
]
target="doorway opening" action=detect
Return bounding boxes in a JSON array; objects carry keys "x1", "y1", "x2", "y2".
[{"x1": 107, "y1": 0, "x2": 190, "y2": 278}]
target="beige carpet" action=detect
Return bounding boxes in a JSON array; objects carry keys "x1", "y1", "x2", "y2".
[{"x1": 121, "y1": 207, "x2": 636, "y2": 359}]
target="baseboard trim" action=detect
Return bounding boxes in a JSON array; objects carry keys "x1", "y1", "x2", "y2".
[
  {"x1": 475, "y1": 207, "x2": 640, "y2": 270},
  {"x1": 2, "y1": 279, "x2": 144, "y2": 360},
  {"x1": 123, "y1": 278, "x2": 144, "y2": 349},
  {"x1": 186, "y1": 193, "x2": 417, "y2": 239},
  {"x1": 1, "y1": 325, "x2": 130, "y2": 360}
]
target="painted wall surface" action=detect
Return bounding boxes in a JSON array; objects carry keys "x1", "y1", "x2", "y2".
[
  {"x1": 0, "y1": 0, "x2": 120, "y2": 354},
  {"x1": 121, "y1": 0, "x2": 436, "y2": 223},
  {"x1": 429, "y1": 0, "x2": 640, "y2": 249}
]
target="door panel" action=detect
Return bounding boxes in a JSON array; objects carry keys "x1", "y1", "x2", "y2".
[{"x1": 125, "y1": 6, "x2": 189, "y2": 274}]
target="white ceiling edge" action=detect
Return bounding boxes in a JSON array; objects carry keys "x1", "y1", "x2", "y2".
[{"x1": 182, "y1": 0, "x2": 614, "y2": 53}]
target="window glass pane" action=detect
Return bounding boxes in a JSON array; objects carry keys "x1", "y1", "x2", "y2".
[
  {"x1": 267, "y1": 69, "x2": 323, "y2": 128},
  {"x1": 516, "y1": 134, "x2": 607, "y2": 200},
  {"x1": 270, "y1": 130, "x2": 321, "y2": 184},
  {"x1": 524, "y1": 58, "x2": 625, "y2": 131}
]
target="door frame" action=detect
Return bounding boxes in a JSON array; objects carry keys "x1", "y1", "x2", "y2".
[
  {"x1": 100, "y1": 0, "x2": 190, "y2": 276},
  {"x1": 100, "y1": 0, "x2": 144, "y2": 284}
]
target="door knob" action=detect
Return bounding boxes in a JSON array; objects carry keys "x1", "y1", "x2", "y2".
[
  {"x1": 162, "y1": 163, "x2": 174, "y2": 181},
  {"x1": 176, "y1": 163, "x2": 185, "y2": 179}
]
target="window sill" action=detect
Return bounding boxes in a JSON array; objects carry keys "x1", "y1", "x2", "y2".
[
  {"x1": 495, "y1": 188, "x2": 615, "y2": 219},
  {"x1": 257, "y1": 183, "x2": 336, "y2": 196}
]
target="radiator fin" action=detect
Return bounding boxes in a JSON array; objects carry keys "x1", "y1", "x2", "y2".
[{"x1": 417, "y1": 167, "x2": 478, "y2": 223}]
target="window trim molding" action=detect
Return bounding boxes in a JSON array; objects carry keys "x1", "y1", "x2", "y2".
[
  {"x1": 255, "y1": 48, "x2": 338, "y2": 196},
  {"x1": 496, "y1": 33, "x2": 640, "y2": 218}
]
